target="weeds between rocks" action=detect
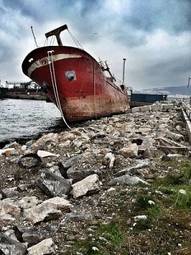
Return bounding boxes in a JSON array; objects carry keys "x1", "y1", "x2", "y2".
[
  {"x1": 64, "y1": 159, "x2": 191, "y2": 255},
  {"x1": 1, "y1": 102, "x2": 191, "y2": 254}
]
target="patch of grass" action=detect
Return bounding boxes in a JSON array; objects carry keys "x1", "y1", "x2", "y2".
[
  {"x1": 147, "y1": 204, "x2": 161, "y2": 219},
  {"x1": 155, "y1": 173, "x2": 185, "y2": 186},
  {"x1": 158, "y1": 185, "x2": 175, "y2": 195},
  {"x1": 72, "y1": 222, "x2": 124, "y2": 255},
  {"x1": 134, "y1": 194, "x2": 154, "y2": 210},
  {"x1": 85, "y1": 247, "x2": 104, "y2": 255},
  {"x1": 173, "y1": 187, "x2": 191, "y2": 209},
  {"x1": 98, "y1": 223, "x2": 123, "y2": 247},
  {"x1": 133, "y1": 217, "x2": 152, "y2": 231},
  {"x1": 156, "y1": 159, "x2": 191, "y2": 187},
  {"x1": 155, "y1": 183, "x2": 191, "y2": 210},
  {"x1": 180, "y1": 161, "x2": 191, "y2": 181},
  {"x1": 152, "y1": 160, "x2": 191, "y2": 210},
  {"x1": 132, "y1": 194, "x2": 161, "y2": 231}
]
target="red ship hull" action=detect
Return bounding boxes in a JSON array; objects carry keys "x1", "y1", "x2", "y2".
[{"x1": 22, "y1": 46, "x2": 129, "y2": 122}]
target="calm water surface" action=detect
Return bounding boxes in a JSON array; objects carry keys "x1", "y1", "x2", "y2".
[{"x1": 0, "y1": 99, "x2": 62, "y2": 143}]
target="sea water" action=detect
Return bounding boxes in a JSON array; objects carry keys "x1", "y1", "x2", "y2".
[{"x1": 0, "y1": 99, "x2": 62, "y2": 143}]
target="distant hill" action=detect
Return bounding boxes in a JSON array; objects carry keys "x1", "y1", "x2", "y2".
[{"x1": 142, "y1": 86, "x2": 191, "y2": 96}]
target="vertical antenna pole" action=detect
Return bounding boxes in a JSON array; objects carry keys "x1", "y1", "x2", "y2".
[
  {"x1": 122, "y1": 58, "x2": 126, "y2": 85},
  {"x1": 31, "y1": 26, "x2": 38, "y2": 48},
  {"x1": 188, "y1": 77, "x2": 191, "y2": 88}
]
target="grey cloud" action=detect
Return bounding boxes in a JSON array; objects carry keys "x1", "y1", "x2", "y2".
[
  {"x1": 2, "y1": 0, "x2": 40, "y2": 20},
  {"x1": 0, "y1": 0, "x2": 190, "y2": 88},
  {"x1": 126, "y1": 0, "x2": 191, "y2": 33},
  {"x1": 149, "y1": 55, "x2": 191, "y2": 78}
]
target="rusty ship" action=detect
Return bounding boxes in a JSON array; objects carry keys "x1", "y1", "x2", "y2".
[{"x1": 22, "y1": 25, "x2": 129, "y2": 124}]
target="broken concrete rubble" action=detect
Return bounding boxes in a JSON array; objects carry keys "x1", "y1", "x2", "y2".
[
  {"x1": 27, "y1": 238, "x2": 56, "y2": 255},
  {"x1": 109, "y1": 174, "x2": 148, "y2": 186},
  {"x1": 0, "y1": 148, "x2": 17, "y2": 157},
  {"x1": 0, "y1": 198, "x2": 21, "y2": 218},
  {"x1": 37, "y1": 150, "x2": 59, "y2": 158},
  {"x1": 67, "y1": 166, "x2": 96, "y2": 183},
  {"x1": 119, "y1": 143, "x2": 138, "y2": 158},
  {"x1": 104, "y1": 152, "x2": 115, "y2": 168},
  {"x1": 31, "y1": 133, "x2": 59, "y2": 150},
  {"x1": 18, "y1": 153, "x2": 42, "y2": 168},
  {"x1": 22, "y1": 231, "x2": 42, "y2": 246},
  {"x1": 60, "y1": 155, "x2": 81, "y2": 170},
  {"x1": 0, "y1": 233, "x2": 27, "y2": 255},
  {"x1": 115, "y1": 159, "x2": 150, "y2": 177},
  {"x1": 36, "y1": 170, "x2": 71, "y2": 197},
  {"x1": 0, "y1": 213, "x2": 15, "y2": 229},
  {"x1": 1, "y1": 187, "x2": 19, "y2": 198},
  {"x1": 18, "y1": 196, "x2": 40, "y2": 209},
  {"x1": 24, "y1": 197, "x2": 71, "y2": 224},
  {"x1": 165, "y1": 129, "x2": 184, "y2": 142},
  {"x1": 0, "y1": 101, "x2": 190, "y2": 254},
  {"x1": 71, "y1": 174, "x2": 101, "y2": 198}
]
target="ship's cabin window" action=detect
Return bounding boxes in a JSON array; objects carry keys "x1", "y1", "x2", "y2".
[{"x1": 65, "y1": 71, "x2": 76, "y2": 81}]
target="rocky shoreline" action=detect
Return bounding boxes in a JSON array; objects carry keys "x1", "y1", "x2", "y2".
[{"x1": 0, "y1": 101, "x2": 191, "y2": 254}]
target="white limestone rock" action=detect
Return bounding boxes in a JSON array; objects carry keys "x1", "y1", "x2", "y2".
[
  {"x1": 0, "y1": 148, "x2": 17, "y2": 157},
  {"x1": 0, "y1": 213, "x2": 15, "y2": 229},
  {"x1": 0, "y1": 198, "x2": 21, "y2": 218},
  {"x1": 110, "y1": 174, "x2": 149, "y2": 186},
  {"x1": 71, "y1": 174, "x2": 101, "y2": 198},
  {"x1": 32, "y1": 133, "x2": 58, "y2": 149},
  {"x1": 19, "y1": 196, "x2": 40, "y2": 209},
  {"x1": 37, "y1": 150, "x2": 59, "y2": 158},
  {"x1": 104, "y1": 152, "x2": 115, "y2": 168},
  {"x1": 25, "y1": 197, "x2": 72, "y2": 224},
  {"x1": 119, "y1": 143, "x2": 138, "y2": 158},
  {"x1": 28, "y1": 238, "x2": 56, "y2": 255},
  {"x1": 0, "y1": 233, "x2": 27, "y2": 255}
]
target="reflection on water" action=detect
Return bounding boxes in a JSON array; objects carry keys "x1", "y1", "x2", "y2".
[{"x1": 0, "y1": 99, "x2": 63, "y2": 142}]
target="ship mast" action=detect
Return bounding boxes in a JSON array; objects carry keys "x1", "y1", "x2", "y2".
[
  {"x1": 188, "y1": 76, "x2": 191, "y2": 88},
  {"x1": 122, "y1": 58, "x2": 126, "y2": 85},
  {"x1": 45, "y1": 24, "x2": 68, "y2": 46}
]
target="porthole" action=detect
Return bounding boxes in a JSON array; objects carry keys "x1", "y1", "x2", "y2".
[{"x1": 65, "y1": 71, "x2": 76, "y2": 81}]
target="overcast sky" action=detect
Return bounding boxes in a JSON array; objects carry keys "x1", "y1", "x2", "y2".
[{"x1": 0, "y1": 0, "x2": 191, "y2": 89}]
